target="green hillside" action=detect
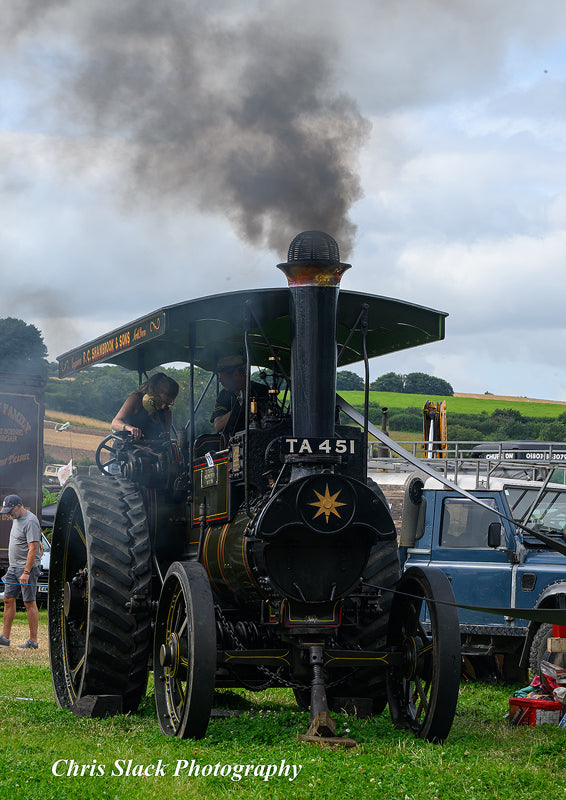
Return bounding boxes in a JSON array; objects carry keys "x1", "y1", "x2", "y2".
[
  {"x1": 337, "y1": 390, "x2": 566, "y2": 442},
  {"x1": 338, "y1": 391, "x2": 566, "y2": 419}
]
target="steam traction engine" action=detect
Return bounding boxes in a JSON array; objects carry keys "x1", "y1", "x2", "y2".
[{"x1": 49, "y1": 231, "x2": 461, "y2": 742}]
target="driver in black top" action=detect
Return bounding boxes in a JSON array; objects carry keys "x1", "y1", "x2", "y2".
[
  {"x1": 211, "y1": 355, "x2": 268, "y2": 435},
  {"x1": 112, "y1": 372, "x2": 179, "y2": 440}
]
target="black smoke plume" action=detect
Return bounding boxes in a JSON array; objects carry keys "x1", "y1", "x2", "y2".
[{"x1": 8, "y1": 0, "x2": 370, "y2": 255}]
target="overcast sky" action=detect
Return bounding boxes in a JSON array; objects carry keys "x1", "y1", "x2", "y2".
[{"x1": 2, "y1": 0, "x2": 566, "y2": 399}]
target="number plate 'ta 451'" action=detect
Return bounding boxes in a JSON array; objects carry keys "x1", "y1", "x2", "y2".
[{"x1": 282, "y1": 437, "x2": 356, "y2": 455}]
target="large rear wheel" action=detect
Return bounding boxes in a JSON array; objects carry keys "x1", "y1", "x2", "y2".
[
  {"x1": 48, "y1": 476, "x2": 152, "y2": 714},
  {"x1": 153, "y1": 561, "x2": 217, "y2": 738},
  {"x1": 386, "y1": 566, "x2": 461, "y2": 742}
]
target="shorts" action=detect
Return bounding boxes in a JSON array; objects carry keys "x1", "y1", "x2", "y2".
[{"x1": 2, "y1": 566, "x2": 40, "y2": 603}]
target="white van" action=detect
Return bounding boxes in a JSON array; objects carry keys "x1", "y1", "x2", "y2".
[{"x1": 43, "y1": 464, "x2": 66, "y2": 484}]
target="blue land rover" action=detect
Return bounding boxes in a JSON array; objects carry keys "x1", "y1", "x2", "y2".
[{"x1": 372, "y1": 445, "x2": 566, "y2": 681}]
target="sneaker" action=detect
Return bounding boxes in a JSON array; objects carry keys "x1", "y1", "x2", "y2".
[
  {"x1": 0, "y1": 635, "x2": 9, "y2": 647},
  {"x1": 17, "y1": 639, "x2": 38, "y2": 650}
]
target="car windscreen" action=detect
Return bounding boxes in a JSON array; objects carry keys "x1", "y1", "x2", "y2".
[{"x1": 505, "y1": 486, "x2": 566, "y2": 544}]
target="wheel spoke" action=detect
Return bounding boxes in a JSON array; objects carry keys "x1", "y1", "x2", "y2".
[
  {"x1": 403, "y1": 677, "x2": 411, "y2": 708},
  {"x1": 418, "y1": 641, "x2": 433, "y2": 657},
  {"x1": 72, "y1": 521, "x2": 86, "y2": 546},
  {"x1": 174, "y1": 676, "x2": 187, "y2": 708},
  {"x1": 174, "y1": 603, "x2": 184, "y2": 634},
  {"x1": 70, "y1": 654, "x2": 85, "y2": 681},
  {"x1": 413, "y1": 675, "x2": 429, "y2": 715}
]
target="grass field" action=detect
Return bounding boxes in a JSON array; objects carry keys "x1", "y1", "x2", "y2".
[
  {"x1": 338, "y1": 391, "x2": 566, "y2": 419},
  {"x1": 0, "y1": 612, "x2": 564, "y2": 800}
]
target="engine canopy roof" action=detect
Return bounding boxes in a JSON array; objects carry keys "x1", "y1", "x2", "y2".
[{"x1": 57, "y1": 287, "x2": 447, "y2": 377}]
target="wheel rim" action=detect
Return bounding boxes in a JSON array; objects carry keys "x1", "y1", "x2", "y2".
[
  {"x1": 154, "y1": 561, "x2": 216, "y2": 739},
  {"x1": 391, "y1": 626, "x2": 435, "y2": 732},
  {"x1": 387, "y1": 566, "x2": 461, "y2": 742},
  {"x1": 159, "y1": 582, "x2": 193, "y2": 731},
  {"x1": 50, "y1": 497, "x2": 89, "y2": 704}
]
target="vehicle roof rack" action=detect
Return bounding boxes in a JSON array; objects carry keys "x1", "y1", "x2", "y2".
[{"x1": 368, "y1": 440, "x2": 566, "y2": 490}]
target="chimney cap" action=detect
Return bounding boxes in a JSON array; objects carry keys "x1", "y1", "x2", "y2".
[
  {"x1": 277, "y1": 231, "x2": 352, "y2": 285},
  {"x1": 284, "y1": 230, "x2": 348, "y2": 268}
]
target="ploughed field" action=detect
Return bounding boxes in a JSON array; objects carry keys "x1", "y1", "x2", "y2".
[{"x1": 44, "y1": 412, "x2": 109, "y2": 464}]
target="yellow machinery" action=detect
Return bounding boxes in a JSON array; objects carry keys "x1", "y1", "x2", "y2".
[{"x1": 423, "y1": 400, "x2": 447, "y2": 458}]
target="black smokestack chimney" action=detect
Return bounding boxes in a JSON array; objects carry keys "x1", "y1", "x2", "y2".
[{"x1": 277, "y1": 231, "x2": 350, "y2": 439}]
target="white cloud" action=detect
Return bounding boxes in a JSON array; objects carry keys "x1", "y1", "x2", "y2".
[{"x1": 2, "y1": 0, "x2": 566, "y2": 400}]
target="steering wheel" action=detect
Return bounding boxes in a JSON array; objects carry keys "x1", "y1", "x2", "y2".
[{"x1": 95, "y1": 432, "x2": 131, "y2": 476}]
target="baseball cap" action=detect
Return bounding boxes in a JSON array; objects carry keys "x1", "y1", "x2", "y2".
[
  {"x1": 1, "y1": 495, "x2": 23, "y2": 514},
  {"x1": 216, "y1": 354, "x2": 245, "y2": 372}
]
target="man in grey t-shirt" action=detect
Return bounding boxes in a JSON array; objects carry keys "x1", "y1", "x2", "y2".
[{"x1": 0, "y1": 494, "x2": 41, "y2": 649}]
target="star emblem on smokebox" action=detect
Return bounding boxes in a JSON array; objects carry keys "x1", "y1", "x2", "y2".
[{"x1": 309, "y1": 484, "x2": 346, "y2": 523}]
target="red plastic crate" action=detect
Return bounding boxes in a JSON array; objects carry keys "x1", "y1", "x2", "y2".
[{"x1": 508, "y1": 696, "x2": 562, "y2": 727}]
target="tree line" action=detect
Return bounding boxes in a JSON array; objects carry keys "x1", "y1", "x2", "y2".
[
  {"x1": 3, "y1": 317, "x2": 565, "y2": 443},
  {"x1": 45, "y1": 366, "x2": 566, "y2": 442},
  {"x1": 336, "y1": 370, "x2": 454, "y2": 396},
  {"x1": 366, "y1": 403, "x2": 566, "y2": 443},
  {"x1": 46, "y1": 364, "x2": 218, "y2": 437},
  {"x1": 0, "y1": 318, "x2": 216, "y2": 434}
]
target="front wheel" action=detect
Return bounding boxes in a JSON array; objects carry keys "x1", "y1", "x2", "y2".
[
  {"x1": 386, "y1": 566, "x2": 461, "y2": 743},
  {"x1": 153, "y1": 561, "x2": 216, "y2": 738}
]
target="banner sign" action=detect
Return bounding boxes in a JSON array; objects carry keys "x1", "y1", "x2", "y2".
[
  {"x1": 0, "y1": 374, "x2": 45, "y2": 567},
  {"x1": 58, "y1": 312, "x2": 166, "y2": 376}
]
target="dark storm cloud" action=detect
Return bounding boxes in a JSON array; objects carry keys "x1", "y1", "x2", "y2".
[{"x1": 6, "y1": 0, "x2": 370, "y2": 256}]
